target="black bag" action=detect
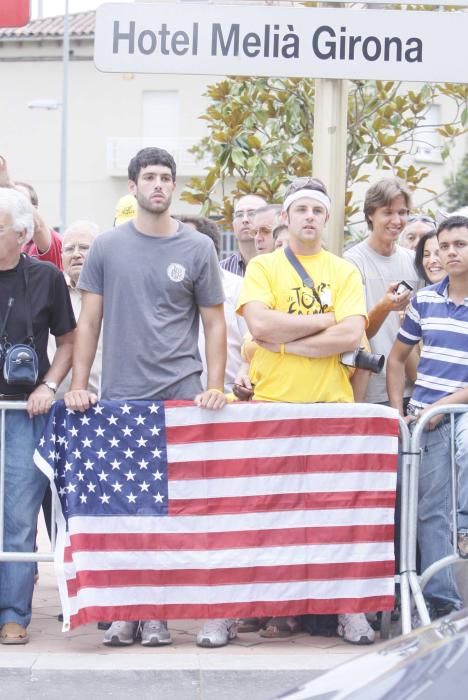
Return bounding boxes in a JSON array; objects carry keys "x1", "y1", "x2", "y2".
[
  {"x1": 0, "y1": 256, "x2": 39, "y2": 386},
  {"x1": 3, "y1": 343, "x2": 38, "y2": 386}
]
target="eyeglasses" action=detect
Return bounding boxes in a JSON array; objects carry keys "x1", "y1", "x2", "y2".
[
  {"x1": 407, "y1": 215, "x2": 436, "y2": 227},
  {"x1": 63, "y1": 243, "x2": 91, "y2": 255},
  {"x1": 254, "y1": 226, "x2": 273, "y2": 236},
  {"x1": 233, "y1": 209, "x2": 257, "y2": 220}
]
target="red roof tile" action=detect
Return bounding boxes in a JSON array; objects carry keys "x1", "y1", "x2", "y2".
[{"x1": 0, "y1": 11, "x2": 95, "y2": 39}]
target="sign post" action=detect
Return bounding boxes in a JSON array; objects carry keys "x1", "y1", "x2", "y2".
[{"x1": 313, "y1": 78, "x2": 348, "y2": 253}]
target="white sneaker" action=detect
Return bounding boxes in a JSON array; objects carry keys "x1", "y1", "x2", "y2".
[
  {"x1": 103, "y1": 620, "x2": 139, "y2": 646},
  {"x1": 337, "y1": 613, "x2": 375, "y2": 645},
  {"x1": 196, "y1": 619, "x2": 237, "y2": 648},
  {"x1": 140, "y1": 620, "x2": 172, "y2": 646}
]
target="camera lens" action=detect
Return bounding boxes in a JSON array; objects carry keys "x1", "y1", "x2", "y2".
[{"x1": 354, "y1": 350, "x2": 385, "y2": 374}]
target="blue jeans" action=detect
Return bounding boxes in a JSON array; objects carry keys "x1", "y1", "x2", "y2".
[
  {"x1": 0, "y1": 410, "x2": 48, "y2": 628},
  {"x1": 416, "y1": 413, "x2": 468, "y2": 610}
]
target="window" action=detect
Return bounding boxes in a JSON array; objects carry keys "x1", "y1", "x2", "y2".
[
  {"x1": 142, "y1": 91, "x2": 180, "y2": 142},
  {"x1": 414, "y1": 103, "x2": 442, "y2": 164}
]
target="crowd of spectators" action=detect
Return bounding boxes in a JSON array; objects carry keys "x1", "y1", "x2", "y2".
[{"x1": 0, "y1": 147, "x2": 467, "y2": 650}]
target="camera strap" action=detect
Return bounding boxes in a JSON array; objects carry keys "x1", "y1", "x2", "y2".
[
  {"x1": 21, "y1": 257, "x2": 35, "y2": 346},
  {"x1": 0, "y1": 255, "x2": 35, "y2": 347},
  {"x1": 0, "y1": 297, "x2": 14, "y2": 342},
  {"x1": 283, "y1": 246, "x2": 325, "y2": 313}
]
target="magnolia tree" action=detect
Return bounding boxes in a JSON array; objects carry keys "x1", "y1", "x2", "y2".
[{"x1": 181, "y1": 77, "x2": 468, "y2": 229}]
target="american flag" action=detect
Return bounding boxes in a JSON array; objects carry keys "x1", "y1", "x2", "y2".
[{"x1": 34, "y1": 400, "x2": 399, "y2": 631}]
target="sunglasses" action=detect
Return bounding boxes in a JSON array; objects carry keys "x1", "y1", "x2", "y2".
[
  {"x1": 285, "y1": 177, "x2": 327, "y2": 197},
  {"x1": 407, "y1": 215, "x2": 436, "y2": 227}
]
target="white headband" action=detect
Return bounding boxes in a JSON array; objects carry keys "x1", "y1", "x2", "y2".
[{"x1": 283, "y1": 189, "x2": 331, "y2": 214}]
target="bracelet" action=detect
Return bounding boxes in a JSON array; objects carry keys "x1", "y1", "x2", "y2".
[
  {"x1": 208, "y1": 388, "x2": 224, "y2": 395},
  {"x1": 280, "y1": 343, "x2": 285, "y2": 355}
]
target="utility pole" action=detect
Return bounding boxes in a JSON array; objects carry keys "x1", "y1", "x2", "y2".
[
  {"x1": 60, "y1": 0, "x2": 70, "y2": 233},
  {"x1": 312, "y1": 78, "x2": 348, "y2": 255}
]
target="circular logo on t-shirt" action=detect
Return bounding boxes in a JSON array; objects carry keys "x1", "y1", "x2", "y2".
[{"x1": 167, "y1": 263, "x2": 186, "y2": 282}]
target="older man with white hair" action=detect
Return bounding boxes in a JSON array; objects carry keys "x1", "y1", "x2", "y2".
[{"x1": 0, "y1": 188, "x2": 75, "y2": 645}]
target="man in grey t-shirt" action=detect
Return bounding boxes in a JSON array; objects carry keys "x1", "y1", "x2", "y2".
[
  {"x1": 344, "y1": 178, "x2": 421, "y2": 405},
  {"x1": 64, "y1": 147, "x2": 230, "y2": 649}
]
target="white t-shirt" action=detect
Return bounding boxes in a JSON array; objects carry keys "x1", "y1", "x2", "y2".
[
  {"x1": 344, "y1": 239, "x2": 421, "y2": 403},
  {"x1": 199, "y1": 269, "x2": 247, "y2": 392},
  {"x1": 48, "y1": 283, "x2": 103, "y2": 399}
]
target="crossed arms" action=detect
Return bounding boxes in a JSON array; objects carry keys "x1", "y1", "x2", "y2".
[{"x1": 242, "y1": 301, "x2": 365, "y2": 358}]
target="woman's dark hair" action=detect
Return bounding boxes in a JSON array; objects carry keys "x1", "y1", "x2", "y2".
[
  {"x1": 179, "y1": 215, "x2": 221, "y2": 256},
  {"x1": 415, "y1": 229, "x2": 438, "y2": 283}
]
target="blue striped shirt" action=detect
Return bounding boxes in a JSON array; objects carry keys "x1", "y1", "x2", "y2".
[
  {"x1": 398, "y1": 276, "x2": 468, "y2": 409},
  {"x1": 220, "y1": 252, "x2": 246, "y2": 277}
]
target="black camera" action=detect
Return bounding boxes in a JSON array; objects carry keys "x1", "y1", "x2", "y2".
[{"x1": 340, "y1": 348, "x2": 385, "y2": 374}]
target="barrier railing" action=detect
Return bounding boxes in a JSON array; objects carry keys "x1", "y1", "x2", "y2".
[
  {"x1": 0, "y1": 400, "x2": 55, "y2": 563},
  {"x1": 396, "y1": 415, "x2": 412, "y2": 636},
  {"x1": 401, "y1": 404, "x2": 468, "y2": 632}
]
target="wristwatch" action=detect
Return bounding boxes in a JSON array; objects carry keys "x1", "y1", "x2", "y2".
[{"x1": 41, "y1": 380, "x2": 57, "y2": 394}]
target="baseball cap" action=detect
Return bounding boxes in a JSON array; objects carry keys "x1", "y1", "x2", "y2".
[{"x1": 114, "y1": 194, "x2": 137, "y2": 225}]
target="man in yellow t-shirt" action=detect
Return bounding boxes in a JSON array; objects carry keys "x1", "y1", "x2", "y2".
[
  {"x1": 236, "y1": 178, "x2": 374, "y2": 646},
  {"x1": 236, "y1": 178, "x2": 367, "y2": 405}
]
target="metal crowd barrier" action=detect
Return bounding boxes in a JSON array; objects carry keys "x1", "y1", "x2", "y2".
[
  {"x1": 376, "y1": 416, "x2": 412, "y2": 640},
  {"x1": 401, "y1": 404, "x2": 468, "y2": 633},
  {"x1": 394, "y1": 415, "x2": 413, "y2": 636},
  {"x1": 0, "y1": 400, "x2": 55, "y2": 563}
]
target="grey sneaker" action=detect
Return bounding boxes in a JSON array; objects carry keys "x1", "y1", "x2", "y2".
[
  {"x1": 103, "y1": 620, "x2": 139, "y2": 646},
  {"x1": 196, "y1": 619, "x2": 237, "y2": 648},
  {"x1": 337, "y1": 613, "x2": 375, "y2": 645},
  {"x1": 458, "y1": 531, "x2": 468, "y2": 559},
  {"x1": 140, "y1": 619, "x2": 172, "y2": 646}
]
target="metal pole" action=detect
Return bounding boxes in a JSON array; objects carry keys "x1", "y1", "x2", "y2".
[
  {"x1": 59, "y1": 0, "x2": 70, "y2": 233},
  {"x1": 312, "y1": 78, "x2": 348, "y2": 256},
  {"x1": 0, "y1": 409, "x2": 5, "y2": 551},
  {"x1": 398, "y1": 417, "x2": 413, "y2": 635}
]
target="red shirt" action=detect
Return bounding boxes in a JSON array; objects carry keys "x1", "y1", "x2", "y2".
[{"x1": 23, "y1": 229, "x2": 63, "y2": 270}]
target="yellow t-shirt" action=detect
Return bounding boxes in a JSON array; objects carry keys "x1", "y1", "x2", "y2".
[{"x1": 236, "y1": 248, "x2": 367, "y2": 403}]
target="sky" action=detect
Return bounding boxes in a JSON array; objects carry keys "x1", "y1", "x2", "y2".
[{"x1": 31, "y1": 0, "x2": 133, "y2": 19}]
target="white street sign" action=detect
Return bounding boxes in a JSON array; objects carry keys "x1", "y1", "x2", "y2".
[{"x1": 95, "y1": 2, "x2": 468, "y2": 83}]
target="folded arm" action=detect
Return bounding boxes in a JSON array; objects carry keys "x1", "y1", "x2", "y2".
[
  {"x1": 242, "y1": 300, "x2": 335, "y2": 344},
  {"x1": 257, "y1": 315, "x2": 365, "y2": 358}
]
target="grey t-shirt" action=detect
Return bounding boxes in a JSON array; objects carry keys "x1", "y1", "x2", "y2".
[
  {"x1": 344, "y1": 240, "x2": 421, "y2": 404},
  {"x1": 78, "y1": 220, "x2": 224, "y2": 401}
]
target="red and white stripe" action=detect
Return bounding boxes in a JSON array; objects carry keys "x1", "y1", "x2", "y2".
[{"x1": 52, "y1": 402, "x2": 399, "y2": 630}]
